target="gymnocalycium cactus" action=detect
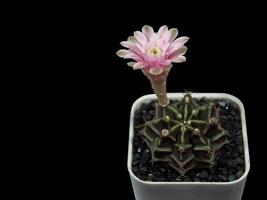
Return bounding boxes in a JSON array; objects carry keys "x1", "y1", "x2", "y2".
[
  {"x1": 117, "y1": 25, "x2": 228, "y2": 174},
  {"x1": 143, "y1": 93, "x2": 229, "y2": 174}
]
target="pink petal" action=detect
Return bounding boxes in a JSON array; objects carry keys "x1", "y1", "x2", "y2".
[
  {"x1": 169, "y1": 28, "x2": 178, "y2": 42},
  {"x1": 134, "y1": 43, "x2": 146, "y2": 54},
  {"x1": 116, "y1": 49, "x2": 131, "y2": 58},
  {"x1": 167, "y1": 37, "x2": 189, "y2": 54},
  {"x1": 149, "y1": 32, "x2": 158, "y2": 41},
  {"x1": 156, "y1": 39, "x2": 165, "y2": 49},
  {"x1": 160, "y1": 59, "x2": 171, "y2": 66},
  {"x1": 116, "y1": 49, "x2": 140, "y2": 60},
  {"x1": 147, "y1": 39, "x2": 158, "y2": 49},
  {"x1": 149, "y1": 67, "x2": 163, "y2": 75},
  {"x1": 134, "y1": 31, "x2": 147, "y2": 47},
  {"x1": 160, "y1": 42, "x2": 169, "y2": 54},
  {"x1": 171, "y1": 56, "x2": 186, "y2": 63},
  {"x1": 133, "y1": 62, "x2": 145, "y2": 70},
  {"x1": 168, "y1": 47, "x2": 188, "y2": 59},
  {"x1": 120, "y1": 41, "x2": 134, "y2": 48},
  {"x1": 142, "y1": 25, "x2": 154, "y2": 40},
  {"x1": 172, "y1": 36, "x2": 190, "y2": 45},
  {"x1": 157, "y1": 25, "x2": 168, "y2": 38},
  {"x1": 121, "y1": 41, "x2": 145, "y2": 55},
  {"x1": 125, "y1": 54, "x2": 140, "y2": 60},
  {"x1": 161, "y1": 31, "x2": 171, "y2": 43},
  {"x1": 127, "y1": 62, "x2": 136, "y2": 67},
  {"x1": 127, "y1": 36, "x2": 137, "y2": 43},
  {"x1": 166, "y1": 43, "x2": 183, "y2": 55}
]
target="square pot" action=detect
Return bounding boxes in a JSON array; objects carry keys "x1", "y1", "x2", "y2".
[{"x1": 127, "y1": 93, "x2": 250, "y2": 200}]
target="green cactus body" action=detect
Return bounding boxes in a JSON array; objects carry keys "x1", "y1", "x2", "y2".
[{"x1": 142, "y1": 94, "x2": 229, "y2": 175}]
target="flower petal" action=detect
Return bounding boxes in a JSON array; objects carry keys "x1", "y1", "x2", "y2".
[
  {"x1": 116, "y1": 49, "x2": 140, "y2": 60},
  {"x1": 171, "y1": 56, "x2": 186, "y2": 63},
  {"x1": 160, "y1": 59, "x2": 172, "y2": 66},
  {"x1": 157, "y1": 25, "x2": 168, "y2": 38},
  {"x1": 147, "y1": 38, "x2": 158, "y2": 49},
  {"x1": 168, "y1": 47, "x2": 188, "y2": 59},
  {"x1": 172, "y1": 36, "x2": 190, "y2": 45},
  {"x1": 169, "y1": 28, "x2": 178, "y2": 42},
  {"x1": 127, "y1": 36, "x2": 137, "y2": 43},
  {"x1": 116, "y1": 49, "x2": 131, "y2": 58},
  {"x1": 120, "y1": 41, "x2": 145, "y2": 55},
  {"x1": 167, "y1": 37, "x2": 189, "y2": 54},
  {"x1": 149, "y1": 67, "x2": 163, "y2": 75},
  {"x1": 162, "y1": 31, "x2": 171, "y2": 43},
  {"x1": 124, "y1": 53, "x2": 139, "y2": 60},
  {"x1": 142, "y1": 25, "x2": 154, "y2": 39},
  {"x1": 166, "y1": 43, "x2": 184, "y2": 55},
  {"x1": 127, "y1": 62, "x2": 136, "y2": 67},
  {"x1": 177, "y1": 47, "x2": 187, "y2": 56},
  {"x1": 134, "y1": 31, "x2": 147, "y2": 47},
  {"x1": 120, "y1": 41, "x2": 134, "y2": 48},
  {"x1": 133, "y1": 62, "x2": 145, "y2": 70},
  {"x1": 134, "y1": 43, "x2": 146, "y2": 54}
]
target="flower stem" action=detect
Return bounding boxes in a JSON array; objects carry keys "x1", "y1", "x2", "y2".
[
  {"x1": 142, "y1": 67, "x2": 171, "y2": 107},
  {"x1": 155, "y1": 102, "x2": 167, "y2": 118},
  {"x1": 150, "y1": 79, "x2": 169, "y2": 107}
]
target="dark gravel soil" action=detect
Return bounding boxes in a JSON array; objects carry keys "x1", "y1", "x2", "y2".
[{"x1": 132, "y1": 98, "x2": 245, "y2": 182}]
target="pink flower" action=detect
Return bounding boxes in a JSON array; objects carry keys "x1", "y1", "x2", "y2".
[{"x1": 116, "y1": 25, "x2": 189, "y2": 75}]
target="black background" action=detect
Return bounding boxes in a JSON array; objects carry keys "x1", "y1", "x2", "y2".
[{"x1": 48, "y1": 1, "x2": 266, "y2": 199}]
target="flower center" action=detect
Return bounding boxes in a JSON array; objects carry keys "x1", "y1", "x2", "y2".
[{"x1": 148, "y1": 47, "x2": 162, "y2": 57}]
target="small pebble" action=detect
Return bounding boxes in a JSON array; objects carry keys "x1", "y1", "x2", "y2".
[
  {"x1": 144, "y1": 114, "x2": 152, "y2": 121},
  {"x1": 139, "y1": 166, "x2": 148, "y2": 174},
  {"x1": 184, "y1": 177, "x2": 192, "y2": 182},
  {"x1": 176, "y1": 177, "x2": 182, "y2": 182},
  {"x1": 234, "y1": 130, "x2": 242, "y2": 136},
  {"x1": 149, "y1": 110, "x2": 155, "y2": 116},
  {"x1": 234, "y1": 123, "x2": 241, "y2": 130},
  {"x1": 236, "y1": 170, "x2": 244, "y2": 178},
  {"x1": 214, "y1": 176, "x2": 220, "y2": 182},
  {"x1": 199, "y1": 171, "x2": 208, "y2": 179},
  {"x1": 229, "y1": 168, "x2": 237, "y2": 175},
  {"x1": 228, "y1": 175, "x2": 236, "y2": 182},
  {"x1": 238, "y1": 146, "x2": 244, "y2": 154},
  {"x1": 193, "y1": 177, "x2": 200, "y2": 182},
  {"x1": 132, "y1": 159, "x2": 140, "y2": 166},
  {"x1": 237, "y1": 158, "x2": 244, "y2": 165},
  {"x1": 132, "y1": 166, "x2": 138, "y2": 173},
  {"x1": 218, "y1": 174, "x2": 227, "y2": 182},
  {"x1": 219, "y1": 101, "x2": 226, "y2": 107},
  {"x1": 227, "y1": 160, "x2": 235, "y2": 168},
  {"x1": 230, "y1": 152, "x2": 239, "y2": 159},
  {"x1": 160, "y1": 168, "x2": 166, "y2": 173},
  {"x1": 153, "y1": 176, "x2": 165, "y2": 182}
]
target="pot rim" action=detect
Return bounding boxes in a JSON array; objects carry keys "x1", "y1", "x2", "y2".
[{"x1": 127, "y1": 93, "x2": 250, "y2": 185}]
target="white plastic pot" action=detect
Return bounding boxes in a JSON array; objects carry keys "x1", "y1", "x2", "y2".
[{"x1": 127, "y1": 93, "x2": 250, "y2": 200}]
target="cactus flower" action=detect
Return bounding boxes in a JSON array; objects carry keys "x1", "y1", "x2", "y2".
[
  {"x1": 117, "y1": 25, "x2": 189, "y2": 106},
  {"x1": 117, "y1": 25, "x2": 189, "y2": 75}
]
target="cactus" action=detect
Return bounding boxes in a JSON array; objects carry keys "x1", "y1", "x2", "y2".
[{"x1": 142, "y1": 93, "x2": 229, "y2": 175}]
